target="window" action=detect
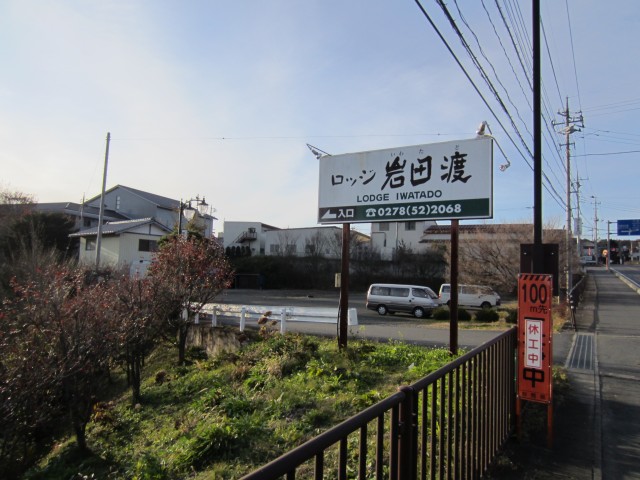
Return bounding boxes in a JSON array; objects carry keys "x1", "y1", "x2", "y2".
[
  {"x1": 270, "y1": 244, "x2": 280, "y2": 254},
  {"x1": 390, "y1": 288, "x2": 409, "y2": 297},
  {"x1": 371, "y1": 286, "x2": 390, "y2": 295},
  {"x1": 405, "y1": 221, "x2": 416, "y2": 231},
  {"x1": 305, "y1": 244, "x2": 316, "y2": 254},
  {"x1": 83, "y1": 218, "x2": 92, "y2": 227},
  {"x1": 115, "y1": 195, "x2": 121, "y2": 210},
  {"x1": 138, "y1": 239, "x2": 158, "y2": 252},
  {"x1": 379, "y1": 222, "x2": 390, "y2": 232},
  {"x1": 85, "y1": 238, "x2": 96, "y2": 251},
  {"x1": 285, "y1": 244, "x2": 296, "y2": 255}
]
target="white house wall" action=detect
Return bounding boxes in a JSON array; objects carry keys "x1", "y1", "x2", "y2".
[
  {"x1": 223, "y1": 221, "x2": 276, "y2": 255},
  {"x1": 77, "y1": 223, "x2": 168, "y2": 273},
  {"x1": 264, "y1": 227, "x2": 342, "y2": 258},
  {"x1": 76, "y1": 236, "x2": 119, "y2": 266},
  {"x1": 371, "y1": 220, "x2": 436, "y2": 259}
]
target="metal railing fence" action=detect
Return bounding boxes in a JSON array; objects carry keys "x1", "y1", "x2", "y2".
[{"x1": 241, "y1": 327, "x2": 517, "y2": 480}]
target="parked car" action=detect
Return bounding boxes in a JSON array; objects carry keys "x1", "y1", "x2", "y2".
[
  {"x1": 580, "y1": 255, "x2": 597, "y2": 266},
  {"x1": 438, "y1": 284, "x2": 501, "y2": 309},
  {"x1": 366, "y1": 284, "x2": 440, "y2": 319}
]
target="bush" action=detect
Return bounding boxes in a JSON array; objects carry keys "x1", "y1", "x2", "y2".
[
  {"x1": 432, "y1": 307, "x2": 450, "y2": 320},
  {"x1": 457, "y1": 308, "x2": 472, "y2": 322},
  {"x1": 431, "y1": 307, "x2": 471, "y2": 321},
  {"x1": 505, "y1": 308, "x2": 518, "y2": 324},
  {"x1": 474, "y1": 308, "x2": 500, "y2": 323}
]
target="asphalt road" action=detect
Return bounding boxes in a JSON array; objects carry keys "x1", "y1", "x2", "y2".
[
  {"x1": 214, "y1": 288, "x2": 530, "y2": 354},
  {"x1": 610, "y1": 263, "x2": 640, "y2": 285}
]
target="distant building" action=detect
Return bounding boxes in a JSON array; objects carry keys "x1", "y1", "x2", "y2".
[
  {"x1": 70, "y1": 218, "x2": 172, "y2": 277},
  {"x1": 33, "y1": 185, "x2": 216, "y2": 275},
  {"x1": 83, "y1": 185, "x2": 216, "y2": 238},
  {"x1": 222, "y1": 221, "x2": 280, "y2": 256},
  {"x1": 222, "y1": 221, "x2": 369, "y2": 259},
  {"x1": 370, "y1": 220, "x2": 437, "y2": 259}
]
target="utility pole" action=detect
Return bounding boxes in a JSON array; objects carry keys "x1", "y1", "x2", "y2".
[
  {"x1": 95, "y1": 132, "x2": 110, "y2": 269},
  {"x1": 591, "y1": 196, "x2": 600, "y2": 253},
  {"x1": 574, "y1": 178, "x2": 585, "y2": 259},
  {"x1": 532, "y1": 0, "x2": 543, "y2": 273},
  {"x1": 553, "y1": 97, "x2": 583, "y2": 300}
]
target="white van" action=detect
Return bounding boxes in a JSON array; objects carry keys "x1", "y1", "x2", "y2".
[
  {"x1": 438, "y1": 284, "x2": 501, "y2": 309},
  {"x1": 366, "y1": 284, "x2": 440, "y2": 318}
]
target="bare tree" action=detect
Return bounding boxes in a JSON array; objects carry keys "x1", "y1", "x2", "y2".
[
  {"x1": 304, "y1": 230, "x2": 330, "y2": 258},
  {"x1": 147, "y1": 236, "x2": 234, "y2": 365},
  {"x1": 443, "y1": 222, "x2": 568, "y2": 295},
  {"x1": 108, "y1": 272, "x2": 161, "y2": 405},
  {"x1": 273, "y1": 231, "x2": 300, "y2": 257},
  {"x1": 326, "y1": 227, "x2": 368, "y2": 259}
]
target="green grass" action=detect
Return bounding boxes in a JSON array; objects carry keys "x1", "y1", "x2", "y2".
[{"x1": 24, "y1": 328, "x2": 457, "y2": 480}]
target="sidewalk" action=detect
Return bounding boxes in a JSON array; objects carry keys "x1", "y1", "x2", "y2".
[{"x1": 492, "y1": 268, "x2": 640, "y2": 479}]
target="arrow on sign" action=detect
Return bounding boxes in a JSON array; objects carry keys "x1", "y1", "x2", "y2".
[{"x1": 320, "y1": 209, "x2": 338, "y2": 220}]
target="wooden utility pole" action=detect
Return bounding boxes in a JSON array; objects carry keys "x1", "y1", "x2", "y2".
[
  {"x1": 95, "y1": 132, "x2": 110, "y2": 269},
  {"x1": 532, "y1": 0, "x2": 543, "y2": 273}
]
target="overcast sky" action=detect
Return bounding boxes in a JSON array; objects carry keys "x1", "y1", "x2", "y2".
[{"x1": 1, "y1": 1, "x2": 639, "y2": 239}]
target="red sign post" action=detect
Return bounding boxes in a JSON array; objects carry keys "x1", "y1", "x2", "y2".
[{"x1": 517, "y1": 273, "x2": 553, "y2": 446}]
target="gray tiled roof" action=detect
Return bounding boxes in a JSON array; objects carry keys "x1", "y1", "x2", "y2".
[
  {"x1": 85, "y1": 185, "x2": 179, "y2": 210},
  {"x1": 69, "y1": 217, "x2": 171, "y2": 237},
  {"x1": 36, "y1": 202, "x2": 129, "y2": 220}
]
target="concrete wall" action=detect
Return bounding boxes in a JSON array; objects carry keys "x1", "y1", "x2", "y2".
[{"x1": 186, "y1": 325, "x2": 246, "y2": 357}]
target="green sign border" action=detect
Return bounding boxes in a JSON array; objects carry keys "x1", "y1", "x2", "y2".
[{"x1": 318, "y1": 198, "x2": 491, "y2": 223}]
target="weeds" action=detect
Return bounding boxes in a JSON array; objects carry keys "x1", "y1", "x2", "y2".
[{"x1": 28, "y1": 332, "x2": 455, "y2": 479}]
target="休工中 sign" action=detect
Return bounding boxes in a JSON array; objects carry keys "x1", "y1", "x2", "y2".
[
  {"x1": 517, "y1": 274, "x2": 553, "y2": 404},
  {"x1": 317, "y1": 137, "x2": 493, "y2": 224}
]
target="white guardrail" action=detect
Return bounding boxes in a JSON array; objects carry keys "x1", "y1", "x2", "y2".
[{"x1": 192, "y1": 304, "x2": 358, "y2": 334}]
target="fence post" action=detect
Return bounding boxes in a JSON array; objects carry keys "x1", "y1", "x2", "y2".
[
  {"x1": 240, "y1": 307, "x2": 246, "y2": 332},
  {"x1": 398, "y1": 385, "x2": 418, "y2": 480},
  {"x1": 211, "y1": 306, "x2": 217, "y2": 327},
  {"x1": 280, "y1": 308, "x2": 287, "y2": 334}
]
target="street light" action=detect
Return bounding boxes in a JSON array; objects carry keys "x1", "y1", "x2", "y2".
[{"x1": 178, "y1": 195, "x2": 209, "y2": 235}]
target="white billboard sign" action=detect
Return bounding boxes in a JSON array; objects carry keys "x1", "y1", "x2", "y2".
[{"x1": 318, "y1": 137, "x2": 493, "y2": 224}]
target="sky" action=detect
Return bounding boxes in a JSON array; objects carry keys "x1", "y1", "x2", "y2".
[{"x1": 1, "y1": 1, "x2": 639, "y2": 240}]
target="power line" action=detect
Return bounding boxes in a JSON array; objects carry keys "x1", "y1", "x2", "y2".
[
  {"x1": 413, "y1": 0, "x2": 567, "y2": 210},
  {"x1": 576, "y1": 149, "x2": 640, "y2": 157},
  {"x1": 564, "y1": 0, "x2": 583, "y2": 110}
]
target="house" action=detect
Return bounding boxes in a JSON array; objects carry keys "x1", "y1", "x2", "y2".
[
  {"x1": 83, "y1": 185, "x2": 216, "y2": 238},
  {"x1": 35, "y1": 201, "x2": 129, "y2": 231},
  {"x1": 32, "y1": 185, "x2": 217, "y2": 275},
  {"x1": 419, "y1": 223, "x2": 538, "y2": 243},
  {"x1": 33, "y1": 185, "x2": 217, "y2": 244},
  {"x1": 70, "y1": 218, "x2": 172, "y2": 277}
]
